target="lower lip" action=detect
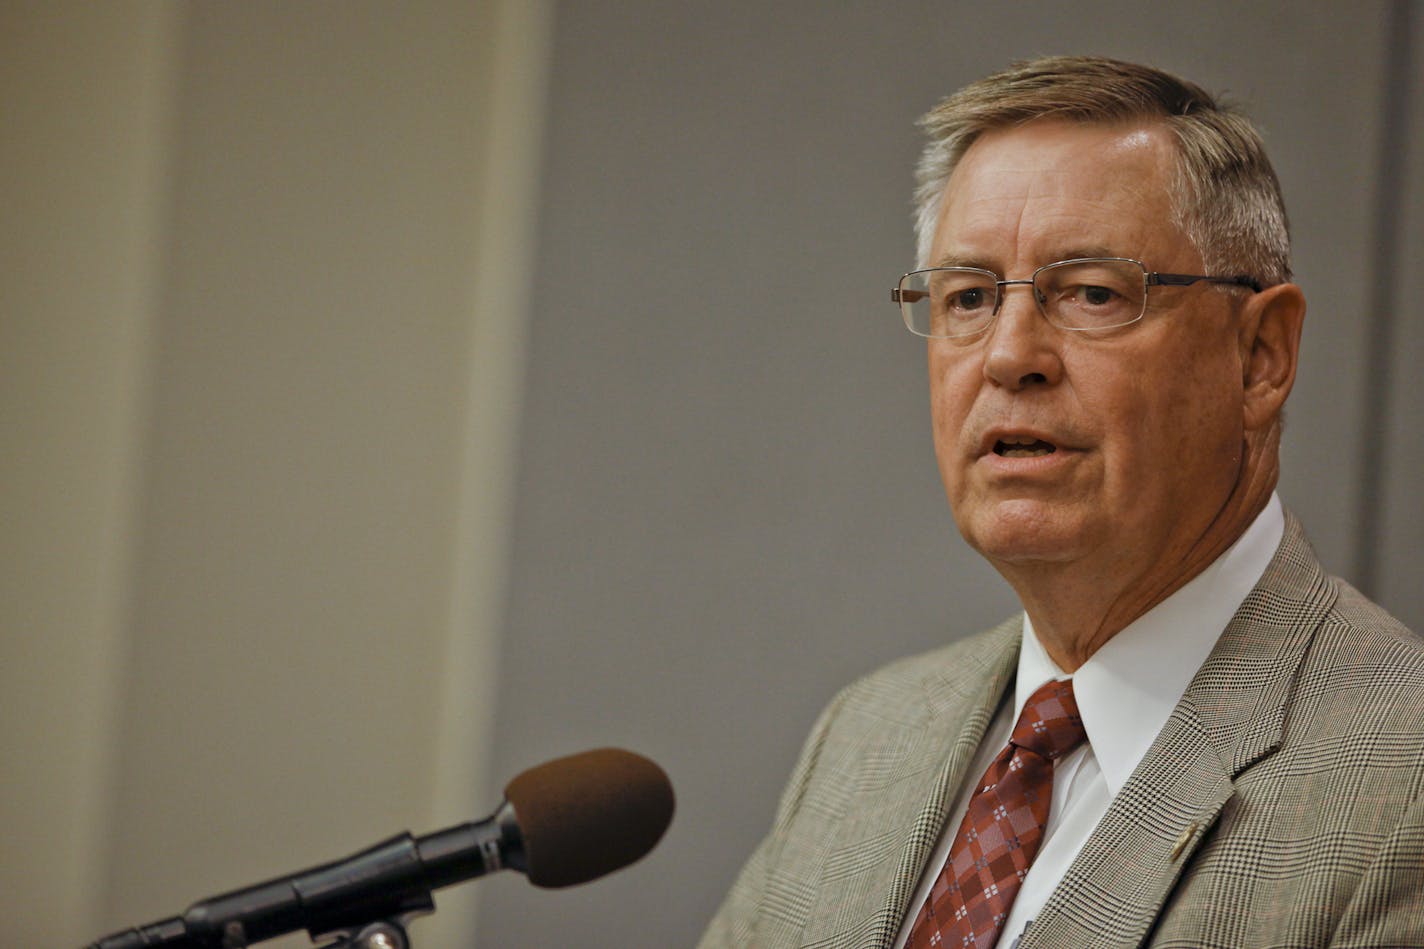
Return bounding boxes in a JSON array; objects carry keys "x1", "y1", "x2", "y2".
[{"x1": 978, "y1": 448, "x2": 1077, "y2": 476}]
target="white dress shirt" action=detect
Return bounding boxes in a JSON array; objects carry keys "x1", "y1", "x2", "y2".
[{"x1": 893, "y1": 494, "x2": 1285, "y2": 949}]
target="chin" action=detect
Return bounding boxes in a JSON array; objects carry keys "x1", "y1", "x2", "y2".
[{"x1": 955, "y1": 500, "x2": 1091, "y2": 565}]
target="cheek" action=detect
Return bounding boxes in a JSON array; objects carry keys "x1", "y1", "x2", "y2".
[
  {"x1": 1100, "y1": 348, "x2": 1243, "y2": 490},
  {"x1": 928, "y1": 350, "x2": 978, "y2": 451}
]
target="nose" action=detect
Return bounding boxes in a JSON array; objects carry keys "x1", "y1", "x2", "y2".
[{"x1": 982, "y1": 282, "x2": 1064, "y2": 390}]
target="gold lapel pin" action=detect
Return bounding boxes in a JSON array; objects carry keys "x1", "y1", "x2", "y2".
[{"x1": 1170, "y1": 821, "x2": 1201, "y2": 862}]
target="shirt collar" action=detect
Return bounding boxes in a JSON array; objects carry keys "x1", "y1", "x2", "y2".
[{"x1": 1016, "y1": 493, "x2": 1285, "y2": 796}]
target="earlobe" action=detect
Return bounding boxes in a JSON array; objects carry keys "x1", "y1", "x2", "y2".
[{"x1": 1241, "y1": 283, "x2": 1306, "y2": 432}]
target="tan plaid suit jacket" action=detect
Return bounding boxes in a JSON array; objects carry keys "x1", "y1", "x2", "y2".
[{"x1": 701, "y1": 514, "x2": 1424, "y2": 948}]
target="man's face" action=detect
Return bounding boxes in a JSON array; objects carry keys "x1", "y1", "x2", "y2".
[{"x1": 928, "y1": 120, "x2": 1250, "y2": 579}]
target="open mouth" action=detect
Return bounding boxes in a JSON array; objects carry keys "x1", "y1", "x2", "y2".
[{"x1": 994, "y1": 437, "x2": 1056, "y2": 458}]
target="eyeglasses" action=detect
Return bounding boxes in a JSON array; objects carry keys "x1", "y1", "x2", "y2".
[{"x1": 891, "y1": 257, "x2": 1262, "y2": 339}]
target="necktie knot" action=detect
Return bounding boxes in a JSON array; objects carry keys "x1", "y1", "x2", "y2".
[{"x1": 1009, "y1": 678, "x2": 1086, "y2": 762}]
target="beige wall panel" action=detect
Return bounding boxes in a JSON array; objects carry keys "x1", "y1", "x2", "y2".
[
  {"x1": 0, "y1": 3, "x2": 178, "y2": 945},
  {"x1": 85, "y1": 3, "x2": 547, "y2": 946},
  {"x1": 107, "y1": 0, "x2": 463, "y2": 929},
  {"x1": 5, "y1": 2, "x2": 549, "y2": 946}
]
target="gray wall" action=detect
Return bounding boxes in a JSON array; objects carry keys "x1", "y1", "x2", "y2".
[{"x1": 479, "y1": 2, "x2": 1422, "y2": 947}]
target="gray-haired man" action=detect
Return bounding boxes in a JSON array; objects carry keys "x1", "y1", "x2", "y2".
[{"x1": 702, "y1": 56, "x2": 1424, "y2": 949}]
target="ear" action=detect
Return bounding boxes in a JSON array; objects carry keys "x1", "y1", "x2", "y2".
[{"x1": 1238, "y1": 283, "x2": 1306, "y2": 432}]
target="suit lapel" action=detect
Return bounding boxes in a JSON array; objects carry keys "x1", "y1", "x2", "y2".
[
  {"x1": 1020, "y1": 514, "x2": 1337, "y2": 948},
  {"x1": 798, "y1": 619, "x2": 1021, "y2": 949},
  {"x1": 1017, "y1": 688, "x2": 1237, "y2": 948}
]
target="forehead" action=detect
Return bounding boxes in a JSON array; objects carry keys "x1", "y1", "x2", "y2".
[{"x1": 932, "y1": 119, "x2": 1193, "y2": 268}]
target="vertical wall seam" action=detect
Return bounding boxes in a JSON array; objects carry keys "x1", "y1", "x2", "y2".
[
  {"x1": 89, "y1": 0, "x2": 187, "y2": 932},
  {"x1": 431, "y1": 0, "x2": 554, "y2": 944},
  {"x1": 1352, "y1": 0, "x2": 1415, "y2": 595}
]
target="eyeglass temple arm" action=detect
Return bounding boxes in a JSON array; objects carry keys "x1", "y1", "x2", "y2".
[
  {"x1": 891, "y1": 288, "x2": 928, "y2": 303},
  {"x1": 1150, "y1": 272, "x2": 1263, "y2": 293}
]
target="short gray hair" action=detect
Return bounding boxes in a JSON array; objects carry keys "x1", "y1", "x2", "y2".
[{"x1": 914, "y1": 56, "x2": 1291, "y2": 286}]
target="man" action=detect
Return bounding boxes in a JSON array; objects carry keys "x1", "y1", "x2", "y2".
[{"x1": 700, "y1": 57, "x2": 1424, "y2": 948}]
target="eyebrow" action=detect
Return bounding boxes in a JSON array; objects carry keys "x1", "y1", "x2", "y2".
[
  {"x1": 927, "y1": 246, "x2": 1128, "y2": 273},
  {"x1": 928, "y1": 252, "x2": 995, "y2": 270},
  {"x1": 1048, "y1": 246, "x2": 1126, "y2": 264}
]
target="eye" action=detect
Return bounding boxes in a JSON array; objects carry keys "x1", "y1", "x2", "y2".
[
  {"x1": 1078, "y1": 284, "x2": 1117, "y2": 307},
  {"x1": 950, "y1": 287, "x2": 989, "y2": 311},
  {"x1": 930, "y1": 275, "x2": 995, "y2": 313},
  {"x1": 916, "y1": 269, "x2": 998, "y2": 337},
  {"x1": 1036, "y1": 260, "x2": 1146, "y2": 329}
]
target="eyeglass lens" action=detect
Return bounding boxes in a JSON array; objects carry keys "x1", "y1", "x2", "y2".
[{"x1": 899, "y1": 259, "x2": 1148, "y2": 338}]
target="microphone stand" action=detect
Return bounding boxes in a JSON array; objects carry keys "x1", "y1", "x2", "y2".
[{"x1": 320, "y1": 917, "x2": 416, "y2": 949}]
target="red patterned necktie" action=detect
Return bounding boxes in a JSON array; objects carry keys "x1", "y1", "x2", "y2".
[{"x1": 904, "y1": 678, "x2": 1087, "y2": 949}]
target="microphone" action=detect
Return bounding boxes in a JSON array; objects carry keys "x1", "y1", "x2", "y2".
[{"x1": 87, "y1": 748, "x2": 674, "y2": 949}]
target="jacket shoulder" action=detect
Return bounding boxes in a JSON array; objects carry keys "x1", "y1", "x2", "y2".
[
  {"x1": 1294, "y1": 573, "x2": 1424, "y2": 729},
  {"x1": 832, "y1": 616, "x2": 1022, "y2": 714},
  {"x1": 697, "y1": 617, "x2": 1021, "y2": 948}
]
